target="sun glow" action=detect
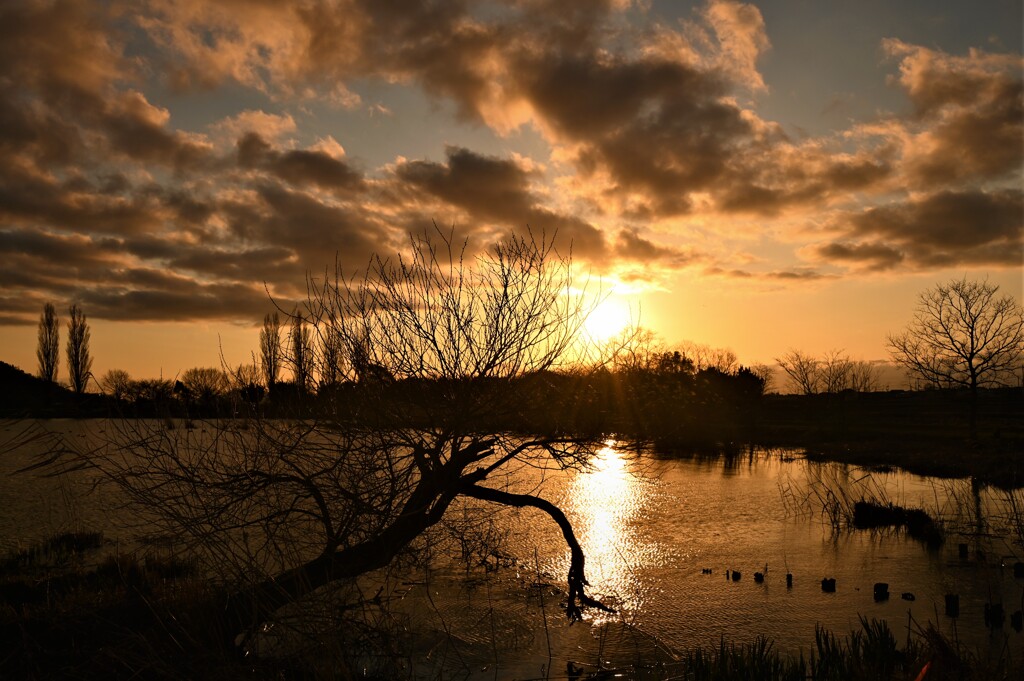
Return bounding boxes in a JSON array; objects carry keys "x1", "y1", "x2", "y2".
[{"x1": 583, "y1": 296, "x2": 633, "y2": 342}]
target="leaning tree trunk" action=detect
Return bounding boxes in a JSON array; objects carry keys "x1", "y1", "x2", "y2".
[
  {"x1": 222, "y1": 461, "x2": 471, "y2": 643},
  {"x1": 220, "y1": 463, "x2": 613, "y2": 647}
]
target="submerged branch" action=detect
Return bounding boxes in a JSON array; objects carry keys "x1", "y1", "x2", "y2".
[{"x1": 458, "y1": 482, "x2": 614, "y2": 621}]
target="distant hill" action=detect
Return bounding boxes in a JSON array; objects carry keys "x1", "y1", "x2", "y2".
[{"x1": 0, "y1": 361, "x2": 98, "y2": 417}]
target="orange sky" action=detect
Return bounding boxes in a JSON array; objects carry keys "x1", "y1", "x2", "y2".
[{"x1": 0, "y1": 0, "x2": 1021, "y2": 381}]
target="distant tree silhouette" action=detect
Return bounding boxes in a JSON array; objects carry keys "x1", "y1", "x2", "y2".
[
  {"x1": 259, "y1": 312, "x2": 283, "y2": 388},
  {"x1": 180, "y1": 367, "x2": 228, "y2": 402},
  {"x1": 317, "y1": 318, "x2": 343, "y2": 387},
  {"x1": 65, "y1": 304, "x2": 92, "y2": 395},
  {"x1": 678, "y1": 340, "x2": 738, "y2": 374},
  {"x1": 749, "y1": 363, "x2": 775, "y2": 394},
  {"x1": 100, "y1": 369, "x2": 132, "y2": 400},
  {"x1": 776, "y1": 349, "x2": 879, "y2": 394},
  {"x1": 73, "y1": 228, "x2": 610, "y2": 646},
  {"x1": 889, "y1": 277, "x2": 1023, "y2": 433},
  {"x1": 287, "y1": 310, "x2": 312, "y2": 392},
  {"x1": 228, "y1": 362, "x2": 265, "y2": 405},
  {"x1": 36, "y1": 302, "x2": 59, "y2": 383},
  {"x1": 776, "y1": 349, "x2": 820, "y2": 394}
]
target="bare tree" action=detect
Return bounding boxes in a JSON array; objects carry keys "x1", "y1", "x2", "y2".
[
  {"x1": 180, "y1": 367, "x2": 229, "y2": 401},
  {"x1": 66, "y1": 304, "x2": 93, "y2": 394},
  {"x1": 819, "y1": 349, "x2": 853, "y2": 394},
  {"x1": 888, "y1": 278, "x2": 1023, "y2": 392},
  {"x1": 65, "y1": 229, "x2": 609, "y2": 645},
  {"x1": 749, "y1": 363, "x2": 775, "y2": 394},
  {"x1": 259, "y1": 313, "x2": 283, "y2": 388},
  {"x1": 607, "y1": 327, "x2": 667, "y2": 374},
  {"x1": 36, "y1": 302, "x2": 59, "y2": 383},
  {"x1": 776, "y1": 349, "x2": 820, "y2": 395},
  {"x1": 317, "y1": 316, "x2": 344, "y2": 387},
  {"x1": 100, "y1": 369, "x2": 132, "y2": 400},
  {"x1": 228, "y1": 361, "x2": 265, "y2": 405},
  {"x1": 847, "y1": 360, "x2": 880, "y2": 393},
  {"x1": 888, "y1": 277, "x2": 1023, "y2": 433},
  {"x1": 678, "y1": 340, "x2": 738, "y2": 373},
  {"x1": 776, "y1": 349, "x2": 879, "y2": 394}
]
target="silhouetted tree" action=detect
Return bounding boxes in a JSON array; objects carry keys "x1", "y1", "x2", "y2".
[
  {"x1": 36, "y1": 302, "x2": 59, "y2": 383},
  {"x1": 100, "y1": 369, "x2": 132, "y2": 400},
  {"x1": 679, "y1": 340, "x2": 738, "y2": 373},
  {"x1": 130, "y1": 377, "x2": 174, "y2": 405},
  {"x1": 819, "y1": 349, "x2": 854, "y2": 394},
  {"x1": 776, "y1": 349, "x2": 878, "y2": 394},
  {"x1": 888, "y1": 277, "x2": 1023, "y2": 433},
  {"x1": 180, "y1": 367, "x2": 228, "y2": 402},
  {"x1": 888, "y1": 278, "x2": 1023, "y2": 392},
  {"x1": 846, "y1": 360, "x2": 880, "y2": 392},
  {"x1": 750, "y1": 363, "x2": 775, "y2": 394},
  {"x1": 317, "y1": 318, "x2": 343, "y2": 387},
  {"x1": 259, "y1": 312, "x2": 283, "y2": 388},
  {"x1": 66, "y1": 228, "x2": 610, "y2": 646},
  {"x1": 776, "y1": 349, "x2": 820, "y2": 394},
  {"x1": 228, "y1": 362, "x2": 265, "y2": 405},
  {"x1": 288, "y1": 310, "x2": 312, "y2": 392},
  {"x1": 65, "y1": 304, "x2": 92, "y2": 394}
]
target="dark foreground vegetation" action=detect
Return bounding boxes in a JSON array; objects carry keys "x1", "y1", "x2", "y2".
[{"x1": 0, "y1": 531, "x2": 1016, "y2": 680}]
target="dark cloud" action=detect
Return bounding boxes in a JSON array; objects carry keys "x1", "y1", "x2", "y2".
[
  {"x1": 826, "y1": 189, "x2": 1023, "y2": 268},
  {"x1": 810, "y1": 241, "x2": 905, "y2": 271},
  {"x1": 395, "y1": 147, "x2": 608, "y2": 260},
  {"x1": 237, "y1": 133, "x2": 365, "y2": 192},
  {"x1": 615, "y1": 228, "x2": 698, "y2": 266},
  {"x1": 705, "y1": 266, "x2": 830, "y2": 281},
  {"x1": 520, "y1": 53, "x2": 755, "y2": 215},
  {"x1": 223, "y1": 181, "x2": 388, "y2": 273},
  {"x1": 77, "y1": 280, "x2": 272, "y2": 322}
]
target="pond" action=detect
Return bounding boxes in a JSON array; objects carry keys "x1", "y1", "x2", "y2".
[{"x1": 2, "y1": 419, "x2": 1022, "y2": 676}]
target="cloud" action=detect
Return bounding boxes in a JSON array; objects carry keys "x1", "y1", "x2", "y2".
[
  {"x1": 702, "y1": 0, "x2": 771, "y2": 92},
  {"x1": 0, "y1": 0, "x2": 1021, "y2": 330},
  {"x1": 237, "y1": 133, "x2": 366, "y2": 193},
  {"x1": 804, "y1": 241, "x2": 905, "y2": 272},
  {"x1": 820, "y1": 189, "x2": 1023, "y2": 269},
  {"x1": 705, "y1": 266, "x2": 831, "y2": 281},
  {"x1": 210, "y1": 109, "x2": 298, "y2": 144},
  {"x1": 393, "y1": 147, "x2": 609, "y2": 260},
  {"x1": 883, "y1": 40, "x2": 1024, "y2": 186}
]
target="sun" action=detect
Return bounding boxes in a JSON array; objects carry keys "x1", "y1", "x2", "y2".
[{"x1": 583, "y1": 296, "x2": 633, "y2": 342}]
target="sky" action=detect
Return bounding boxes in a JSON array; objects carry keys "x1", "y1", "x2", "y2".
[{"x1": 0, "y1": 0, "x2": 1021, "y2": 380}]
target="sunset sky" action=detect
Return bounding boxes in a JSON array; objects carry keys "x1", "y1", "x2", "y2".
[{"x1": 0, "y1": 0, "x2": 1021, "y2": 381}]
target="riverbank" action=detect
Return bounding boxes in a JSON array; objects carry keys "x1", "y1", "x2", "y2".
[{"x1": 753, "y1": 388, "x2": 1023, "y2": 488}]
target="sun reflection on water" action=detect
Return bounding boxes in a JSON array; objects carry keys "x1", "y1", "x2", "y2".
[{"x1": 565, "y1": 441, "x2": 662, "y2": 621}]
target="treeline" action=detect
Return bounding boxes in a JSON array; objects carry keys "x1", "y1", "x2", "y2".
[{"x1": 73, "y1": 340, "x2": 768, "y2": 450}]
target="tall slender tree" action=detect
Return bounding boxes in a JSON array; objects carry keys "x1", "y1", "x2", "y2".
[
  {"x1": 36, "y1": 302, "x2": 60, "y2": 383},
  {"x1": 289, "y1": 310, "x2": 312, "y2": 392},
  {"x1": 259, "y1": 312, "x2": 282, "y2": 388},
  {"x1": 66, "y1": 304, "x2": 93, "y2": 394}
]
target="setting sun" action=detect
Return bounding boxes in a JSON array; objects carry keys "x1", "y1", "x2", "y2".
[{"x1": 583, "y1": 296, "x2": 634, "y2": 342}]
